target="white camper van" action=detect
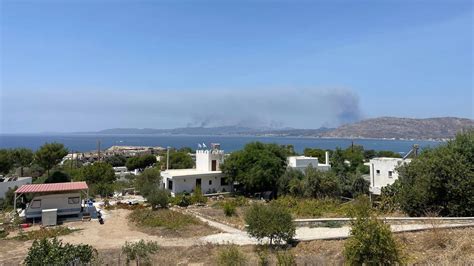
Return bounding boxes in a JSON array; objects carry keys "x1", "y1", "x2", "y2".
[{"x1": 25, "y1": 193, "x2": 82, "y2": 219}]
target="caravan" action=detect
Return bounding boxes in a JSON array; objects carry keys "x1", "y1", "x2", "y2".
[{"x1": 24, "y1": 192, "x2": 83, "y2": 219}]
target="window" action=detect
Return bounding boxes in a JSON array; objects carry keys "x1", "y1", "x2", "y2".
[
  {"x1": 388, "y1": 171, "x2": 393, "y2": 178},
  {"x1": 209, "y1": 180, "x2": 212, "y2": 185},
  {"x1": 68, "y1": 197, "x2": 80, "y2": 204},
  {"x1": 221, "y1": 177, "x2": 228, "y2": 186},
  {"x1": 376, "y1": 170, "x2": 380, "y2": 175},
  {"x1": 31, "y1": 200, "x2": 41, "y2": 209}
]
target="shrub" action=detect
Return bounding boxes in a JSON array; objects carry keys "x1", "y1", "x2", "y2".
[
  {"x1": 256, "y1": 246, "x2": 269, "y2": 266},
  {"x1": 223, "y1": 201, "x2": 236, "y2": 217},
  {"x1": 14, "y1": 226, "x2": 79, "y2": 241},
  {"x1": 276, "y1": 251, "x2": 296, "y2": 266},
  {"x1": 24, "y1": 237, "x2": 97, "y2": 265},
  {"x1": 397, "y1": 131, "x2": 474, "y2": 217},
  {"x1": 0, "y1": 229, "x2": 7, "y2": 239},
  {"x1": 344, "y1": 196, "x2": 405, "y2": 265},
  {"x1": 245, "y1": 203, "x2": 295, "y2": 245},
  {"x1": 378, "y1": 181, "x2": 402, "y2": 213},
  {"x1": 233, "y1": 196, "x2": 249, "y2": 207},
  {"x1": 121, "y1": 240, "x2": 160, "y2": 265},
  {"x1": 147, "y1": 188, "x2": 170, "y2": 209},
  {"x1": 217, "y1": 245, "x2": 247, "y2": 266},
  {"x1": 191, "y1": 186, "x2": 208, "y2": 204},
  {"x1": 171, "y1": 194, "x2": 192, "y2": 207}
]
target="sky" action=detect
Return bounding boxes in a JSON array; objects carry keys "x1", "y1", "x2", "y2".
[{"x1": 0, "y1": 0, "x2": 473, "y2": 133}]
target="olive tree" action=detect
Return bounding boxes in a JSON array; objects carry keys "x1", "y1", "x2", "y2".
[{"x1": 245, "y1": 203, "x2": 295, "y2": 245}]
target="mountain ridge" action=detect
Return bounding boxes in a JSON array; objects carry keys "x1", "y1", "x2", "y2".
[{"x1": 73, "y1": 117, "x2": 473, "y2": 140}]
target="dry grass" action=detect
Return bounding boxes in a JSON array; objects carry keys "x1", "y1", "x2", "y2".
[
  {"x1": 128, "y1": 208, "x2": 219, "y2": 237},
  {"x1": 399, "y1": 227, "x2": 474, "y2": 264},
  {"x1": 193, "y1": 206, "x2": 248, "y2": 229}
]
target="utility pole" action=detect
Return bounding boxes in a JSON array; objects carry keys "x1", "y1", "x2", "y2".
[
  {"x1": 166, "y1": 146, "x2": 170, "y2": 170},
  {"x1": 97, "y1": 140, "x2": 101, "y2": 162}
]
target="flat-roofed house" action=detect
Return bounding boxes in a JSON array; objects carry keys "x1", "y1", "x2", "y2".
[
  {"x1": 368, "y1": 157, "x2": 411, "y2": 195},
  {"x1": 161, "y1": 143, "x2": 231, "y2": 196},
  {"x1": 287, "y1": 151, "x2": 331, "y2": 173}
]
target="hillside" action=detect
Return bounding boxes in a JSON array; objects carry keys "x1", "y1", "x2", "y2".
[
  {"x1": 80, "y1": 117, "x2": 473, "y2": 140},
  {"x1": 321, "y1": 117, "x2": 474, "y2": 140}
]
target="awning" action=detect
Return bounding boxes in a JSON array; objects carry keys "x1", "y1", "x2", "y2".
[{"x1": 15, "y1": 181, "x2": 88, "y2": 194}]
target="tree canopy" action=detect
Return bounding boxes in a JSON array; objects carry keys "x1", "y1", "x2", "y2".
[
  {"x1": 45, "y1": 170, "x2": 71, "y2": 183},
  {"x1": 222, "y1": 142, "x2": 288, "y2": 193},
  {"x1": 245, "y1": 203, "x2": 295, "y2": 245},
  {"x1": 10, "y1": 148, "x2": 34, "y2": 176},
  {"x1": 78, "y1": 162, "x2": 116, "y2": 196},
  {"x1": 397, "y1": 131, "x2": 474, "y2": 216},
  {"x1": 105, "y1": 154, "x2": 127, "y2": 167},
  {"x1": 80, "y1": 162, "x2": 116, "y2": 184},
  {"x1": 126, "y1": 154, "x2": 157, "y2": 171},
  {"x1": 0, "y1": 149, "x2": 14, "y2": 175},
  {"x1": 166, "y1": 151, "x2": 194, "y2": 169},
  {"x1": 34, "y1": 143, "x2": 68, "y2": 176}
]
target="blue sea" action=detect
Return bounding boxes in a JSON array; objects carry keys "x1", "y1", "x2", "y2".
[{"x1": 0, "y1": 134, "x2": 443, "y2": 154}]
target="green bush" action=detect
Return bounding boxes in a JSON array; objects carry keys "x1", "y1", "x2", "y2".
[
  {"x1": 233, "y1": 196, "x2": 249, "y2": 207},
  {"x1": 223, "y1": 201, "x2": 236, "y2": 217},
  {"x1": 378, "y1": 181, "x2": 402, "y2": 213},
  {"x1": 245, "y1": 203, "x2": 295, "y2": 245},
  {"x1": 276, "y1": 251, "x2": 296, "y2": 266},
  {"x1": 256, "y1": 246, "x2": 269, "y2": 266},
  {"x1": 217, "y1": 245, "x2": 247, "y2": 266},
  {"x1": 24, "y1": 237, "x2": 97, "y2": 265},
  {"x1": 147, "y1": 188, "x2": 170, "y2": 209},
  {"x1": 191, "y1": 186, "x2": 208, "y2": 204},
  {"x1": 171, "y1": 194, "x2": 192, "y2": 207},
  {"x1": 14, "y1": 226, "x2": 79, "y2": 241},
  {"x1": 397, "y1": 131, "x2": 474, "y2": 216},
  {"x1": 344, "y1": 196, "x2": 405, "y2": 265},
  {"x1": 121, "y1": 240, "x2": 160, "y2": 265}
]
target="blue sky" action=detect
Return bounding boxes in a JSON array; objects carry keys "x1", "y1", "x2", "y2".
[{"x1": 1, "y1": 0, "x2": 473, "y2": 133}]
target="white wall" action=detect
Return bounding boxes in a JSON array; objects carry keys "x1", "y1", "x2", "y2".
[
  {"x1": 0, "y1": 177, "x2": 32, "y2": 199},
  {"x1": 287, "y1": 156, "x2": 330, "y2": 173},
  {"x1": 162, "y1": 172, "x2": 231, "y2": 195},
  {"x1": 196, "y1": 150, "x2": 224, "y2": 171},
  {"x1": 369, "y1": 158, "x2": 411, "y2": 195}
]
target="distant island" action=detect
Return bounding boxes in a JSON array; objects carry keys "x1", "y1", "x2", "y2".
[{"x1": 75, "y1": 117, "x2": 473, "y2": 141}]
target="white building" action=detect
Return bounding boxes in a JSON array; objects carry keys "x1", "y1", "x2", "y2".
[
  {"x1": 287, "y1": 151, "x2": 331, "y2": 173},
  {"x1": 161, "y1": 144, "x2": 231, "y2": 196},
  {"x1": 0, "y1": 176, "x2": 32, "y2": 199},
  {"x1": 113, "y1": 166, "x2": 139, "y2": 181},
  {"x1": 367, "y1": 157, "x2": 411, "y2": 195}
]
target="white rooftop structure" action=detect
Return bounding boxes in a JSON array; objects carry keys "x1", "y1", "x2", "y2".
[
  {"x1": 161, "y1": 143, "x2": 231, "y2": 196},
  {"x1": 367, "y1": 157, "x2": 411, "y2": 195},
  {"x1": 287, "y1": 151, "x2": 331, "y2": 172},
  {"x1": 0, "y1": 176, "x2": 32, "y2": 199}
]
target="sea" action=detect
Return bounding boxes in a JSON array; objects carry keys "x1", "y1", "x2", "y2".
[{"x1": 0, "y1": 134, "x2": 443, "y2": 154}]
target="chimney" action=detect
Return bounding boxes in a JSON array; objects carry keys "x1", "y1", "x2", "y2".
[{"x1": 325, "y1": 151, "x2": 329, "y2": 165}]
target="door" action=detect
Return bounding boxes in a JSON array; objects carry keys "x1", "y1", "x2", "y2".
[
  {"x1": 211, "y1": 160, "x2": 217, "y2": 171},
  {"x1": 196, "y1": 178, "x2": 201, "y2": 188}
]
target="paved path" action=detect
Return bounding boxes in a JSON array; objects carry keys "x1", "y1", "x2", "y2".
[{"x1": 191, "y1": 211, "x2": 474, "y2": 245}]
